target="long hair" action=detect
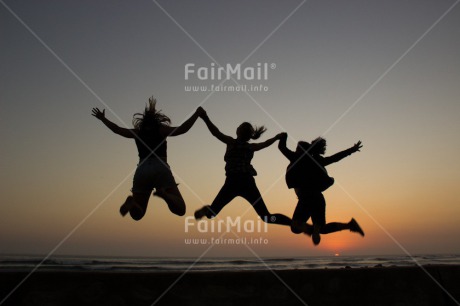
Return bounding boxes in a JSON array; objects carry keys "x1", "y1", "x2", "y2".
[
  {"x1": 132, "y1": 97, "x2": 171, "y2": 131},
  {"x1": 310, "y1": 137, "x2": 326, "y2": 155},
  {"x1": 239, "y1": 122, "x2": 267, "y2": 141}
]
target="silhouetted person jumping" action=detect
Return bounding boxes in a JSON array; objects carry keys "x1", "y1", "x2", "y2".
[
  {"x1": 278, "y1": 133, "x2": 364, "y2": 245},
  {"x1": 92, "y1": 97, "x2": 204, "y2": 220},
  {"x1": 194, "y1": 110, "x2": 292, "y2": 227}
]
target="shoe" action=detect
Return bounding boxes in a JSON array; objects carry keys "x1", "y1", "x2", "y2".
[
  {"x1": 120, "y1": 196, "x2": 145, "y2": 220},
  {"x1": 349, "y1": 218, "x2": 365, "y2": 236},
  {"x1": 312, "y1": 225, "x2": 321, "y2": 246},
  {"x1": 194, "y1": 205, "x2": 211, "y2": 220},
  {"x1": 129, "y1": 204, "x2": 145, "y2": 221},
  {"x1": 120, "y1": 196, "x2": 134, "y2": 217}
]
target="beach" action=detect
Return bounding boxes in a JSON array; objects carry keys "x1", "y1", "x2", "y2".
[{"x1": 1, "y1": 265, "x2": 459, "y2": 306}]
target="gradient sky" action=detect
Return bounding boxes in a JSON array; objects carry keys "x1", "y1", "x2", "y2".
[{"x1": 1, "y1": 0, "x2": 460, "y2": 258}]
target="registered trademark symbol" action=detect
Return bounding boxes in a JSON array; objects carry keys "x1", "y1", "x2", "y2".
[{"x1": 270, "y1": 63, "x2": 276, "y2": 69}]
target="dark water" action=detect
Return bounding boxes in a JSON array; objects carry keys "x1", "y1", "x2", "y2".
[{"x1": 1, "y1": 254, "x2": 459, "y2": 272}]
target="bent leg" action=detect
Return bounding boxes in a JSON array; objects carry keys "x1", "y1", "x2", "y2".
[
  {"x1": 129, "y1": 160, "x2": 156, "y2": 220},
  {"x1": 241, "y1": 179, "x2": 291, "y2": 226},
  {"x1": 151, "y1": 161, "x2": 186, "y2": 216},
  {"x1": 310, "y1": 192, "x2": 326, "y2": 245},
  {"x1": 291, "y1": 188, "x2": 316, "y2": 235},
  {"x1": 321, "y1": 218, "x2": 365, "y2": 236},
  {"x1": 208, "y1": 181, "x2": 237, "y2": 217},
  {"x1": 265, "y1": 213, "x2": 292, "y2": 226},
  {"x1": 195, "y1": 179, "x2": 237, "y2": 219},
  {"x1": 129, "y1": 192, "x2": 150, "y2": 221},
  {"x1": 321, "y1": 222, "x2": 349, "y2": 234},
  {"x1": 291, "y1": 200, "x2": 313, "y2": 234},
  {"x1": 154, "y1": 184, "x2": 186, "y2": 216}
]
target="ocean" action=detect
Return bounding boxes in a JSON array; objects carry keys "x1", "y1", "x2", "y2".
[{"x1": 1, "y1": 254, "x2": 459, "y2": 272}]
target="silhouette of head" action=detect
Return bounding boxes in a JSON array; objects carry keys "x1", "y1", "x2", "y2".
[
  {"x1": 236, "y1": 122, "x2": 266, "y2": 142},
  {"x1": 133, "y1": 97, "x2": 171, "y2": 132},
  {"x1": 310, "y1": 137, "x2": 326, "y2": 155},
  {"x1": 296, "y1": 141, "x2": 311, "y2": 154}
]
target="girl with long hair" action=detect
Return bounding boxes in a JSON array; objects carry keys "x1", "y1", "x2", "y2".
[
  {"x1": 194, "y1": 110, "x2": 292, "y2": 227},
  {"x1": 92, "y1": 97, "x2": 204, "y2": 221}
]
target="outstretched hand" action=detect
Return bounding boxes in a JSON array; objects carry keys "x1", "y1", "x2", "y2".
[
  {"x1": 91, "y1": 108, "x2": 105, "y2": 120},
  {"x1": 277, "y1": 132, "x2": 288, "y2": 140},
  {"x1": 352, "y1": 140, "x2": 363, "y2": 152}
]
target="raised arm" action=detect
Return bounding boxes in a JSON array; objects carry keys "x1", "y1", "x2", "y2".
[
  {"x1": 251, "y1": 132, "x2": 284, "y2": 152},
  {"x1": 200, "y1": 111, "x2": 234, "y2": 145},
  {"x1": 277, "y1": 132, "x2": 297, "y2": 160},
  {"x1": 161, "y1": 107, "x2": 203, "y2": 137},
  {"x1": 91, "y1": 108, "x2": 135, "y2": 138},
  {"x1": 323, "y1": 141, "x2": 362, "y2": 166}
]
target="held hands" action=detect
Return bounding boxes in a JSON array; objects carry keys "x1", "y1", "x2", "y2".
[
  {"x1": 91, "y1": 108, "x2": 105, "y2": 120},
  {"x1": 196, "y1": 106, "x2": 205, "y2": 117},
  {"x1": 352, "y1": 140, "x2": 363, "y2": 152},
  {"x1": 277, "y1": 132, "x2": 288, "y2": 140},
  {"x1": 196, "y1": 106, "x2": 208, "y2": 119}
]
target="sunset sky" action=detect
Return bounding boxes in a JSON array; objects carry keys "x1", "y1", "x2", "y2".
[{"x1": 1, "y1": 0, "x2": 460, "y2": 259}]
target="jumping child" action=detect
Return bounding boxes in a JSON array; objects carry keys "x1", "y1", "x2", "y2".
[
  {"x1": 92, "y1": 97, "x2": 204, "y2": 220},
  {"x1": 278, "y1": 133, "x2": 365, "y2": 245},
  {"x1": 194, "y1": 110, "x2": 292, "y2": 227}
]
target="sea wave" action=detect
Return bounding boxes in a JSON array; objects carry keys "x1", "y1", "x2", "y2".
[{"x1": 1, "y1": 254, "x2": 459, "y2": 272}]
